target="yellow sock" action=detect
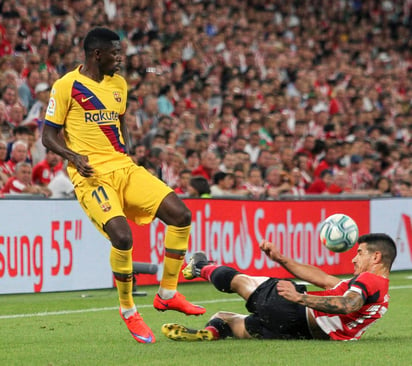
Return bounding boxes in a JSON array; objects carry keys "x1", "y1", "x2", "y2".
[
  {"x1": 160, "y1": 225, "x2": 190, "y2": 290},
  {"x1": 110, "y1": 246, "x2": 134, "y2": 309}
]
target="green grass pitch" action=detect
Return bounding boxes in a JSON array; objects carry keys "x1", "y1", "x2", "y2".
[{"x1": 1, "y1": 271, "x2": 412, "y2": 366}]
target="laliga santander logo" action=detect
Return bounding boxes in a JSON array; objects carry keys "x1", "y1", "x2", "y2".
[
  {"x1": 148, "y1": 205, "x2": 254, "y2": 281},
  {"x1": 149, "y1": 203, "x2": 342, "y2": 275}
]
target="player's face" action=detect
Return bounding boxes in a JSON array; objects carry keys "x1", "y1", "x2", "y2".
[
  {"x1": 100, "y1": 40, "x2": 122, "y2": 76},
  {"x1": 352, "y1": 243, "x2": 374, "y2": 275}
]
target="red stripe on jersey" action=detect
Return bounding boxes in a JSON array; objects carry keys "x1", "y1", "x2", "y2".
[
  {"x1": 71, "y1": 81, "x2": 106, "y2": 110},
  {"x1": 309, "y1": 272, "x2": 389, "y2": 341},
  {"x1": 99, "y1": 124, "x2": 126, "y2": 153}
]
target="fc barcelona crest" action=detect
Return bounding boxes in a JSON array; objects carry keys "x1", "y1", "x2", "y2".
[
  {"x1": 100, "y1": 202, "x2": 112, "y2": 212},
  {"x1": 113, "y1": 91, "x2": 121, "y2": 103}
]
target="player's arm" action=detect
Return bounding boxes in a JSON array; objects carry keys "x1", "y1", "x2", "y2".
[
  {"x1": 277, "y1": 281, "x2": 364, "y2": 314},
  {"x1": 42, "y1": 124, "x2": 94, "y2": 177},
  {"x1": 260, "y1": 240, "x2": 340, "y2": 289},
  {"x1": 119, "y1": 114, "x2": 131, "y2": 154}
]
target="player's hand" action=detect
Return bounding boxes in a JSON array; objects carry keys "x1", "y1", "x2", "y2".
[
  {"x1": 73, "y1": 154, "x2": 94, "y2": 177},
  {"x1": 259, "y1": 240, "x2": 282, "y2": 262},
  {"x1": 276, "y1": 280, "x2": 301, "y2": 303}
]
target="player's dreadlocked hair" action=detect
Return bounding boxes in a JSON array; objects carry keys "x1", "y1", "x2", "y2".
[
  {"x1": 83, "y1": 27, "x2": 120, "y2": 56},
  {"x1": 358, "y1": 233, "x2": 397, "y2": 269}
]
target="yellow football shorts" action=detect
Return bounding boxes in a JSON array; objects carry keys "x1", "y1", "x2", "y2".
[{"x1": 74, "y1": 164, "x2": 173, "y2": 237}]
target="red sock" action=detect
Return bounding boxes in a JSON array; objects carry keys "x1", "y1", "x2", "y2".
[
  {"x1": 205, "y1": 326, "x2": 220, "y2": 340},
  {"x1": 200, "y1": 264, "x2": 220, "y2": 281}
]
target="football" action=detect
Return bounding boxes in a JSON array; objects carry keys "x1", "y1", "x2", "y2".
[{"x1": 319, "y1": 213, "x2": 359, "y2": 252}]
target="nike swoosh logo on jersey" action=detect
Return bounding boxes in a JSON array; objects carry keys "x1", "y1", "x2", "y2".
[{"x1": 81, "y1": 96, "x2": 93, "y2": 102}]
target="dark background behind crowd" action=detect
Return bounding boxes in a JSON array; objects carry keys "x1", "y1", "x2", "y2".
[{"x1": 1, "y1": 0, "x2": 412, "y2": 199}]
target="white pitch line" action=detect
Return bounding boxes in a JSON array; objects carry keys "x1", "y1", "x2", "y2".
[
  {"x1": 1, "y1": 285, "x2": 411, "y2": 321},
  {"x1": 0, "y1": 298, "x2": 243, "y2": 320}
]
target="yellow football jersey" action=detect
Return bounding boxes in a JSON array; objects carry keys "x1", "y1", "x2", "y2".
[{"x1": 44, "y1": 66, "x2": 133, "y2": 184}]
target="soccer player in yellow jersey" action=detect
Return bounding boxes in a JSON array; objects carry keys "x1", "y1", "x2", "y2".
[{"x1": 42, "y1": 27, "x2": 205, "y2": 344}]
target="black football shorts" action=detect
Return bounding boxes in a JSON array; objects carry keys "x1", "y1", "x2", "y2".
[{"x1": 244, "y1": 278, "x2": 312, "y2": 339}]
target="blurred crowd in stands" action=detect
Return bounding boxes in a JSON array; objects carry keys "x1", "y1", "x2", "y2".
[{"x1": 1, "y1": 0, "x2": 412, "y2": 199}]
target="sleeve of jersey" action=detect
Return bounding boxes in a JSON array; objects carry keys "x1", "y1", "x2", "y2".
[
  {"x1": 44, "y1": 78, "x2": 72, "y2": 128},
  {"x1": 346, "y1": 272, "x2": 374, "y2": 302},
  {"x1": 119, "y1": 76, "x2": 128, "y2": 116}
]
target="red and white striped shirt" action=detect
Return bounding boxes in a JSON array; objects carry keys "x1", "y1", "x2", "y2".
[
  {"x1": 308, "y1": 272, "x2": 389, "y2": 341},
  {"x1": 1, "y1": 176, "x2": 28, "y2": 194}
]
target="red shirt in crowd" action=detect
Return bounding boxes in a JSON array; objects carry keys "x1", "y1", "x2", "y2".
[
  {"x1": 1, "y1": 176, "x2": 28, "y2": 194},
  {"x1": 191, "y1": 165, "x2": 213, "y2": 183},
  {"x1": 32, "y1": 160, "x2": 63, "y2": 185}
]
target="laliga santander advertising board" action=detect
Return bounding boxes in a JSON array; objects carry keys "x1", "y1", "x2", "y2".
[
  {"x1": 0, "y1": 198, "x2": 372, "y2": 294},
  {"x1": 0, "y1": 200, "x2": 112, "y2": 294},
  {"x1": 131, "y1": 199, "x2": 370, "y2": 285}
]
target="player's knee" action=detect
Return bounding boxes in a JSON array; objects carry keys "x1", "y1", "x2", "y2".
[
  {"x1": 110, "y1": 231, "x2": 133, "y2": 250},
  {"x1": 168, "y1": 205, "x2": 191, "y2": 227},
  {"x1": 210, "y1": 266, "x2": 240, "y2": 293},
  {"x1": 177, "y1": 207, "x2": 191, "y2": 226},
  {"x1": 157, "y1": 194, "x2": 192, "y2": 226}
]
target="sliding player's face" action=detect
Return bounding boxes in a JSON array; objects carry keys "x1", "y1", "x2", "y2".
[
  {"x1": 352, "y1": 243, "x2": 374, "y2": 275},
  {"x1": 100, "y1": 40, "x2": 122, "y2": 76}
]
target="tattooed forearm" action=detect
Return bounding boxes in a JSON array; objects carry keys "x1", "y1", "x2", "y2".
[{"x1": 300, "y1": 292, "x2": 364, "y2": 314}]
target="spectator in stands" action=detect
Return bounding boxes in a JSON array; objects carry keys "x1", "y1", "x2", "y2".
[
  {"x1": 0, "y1": 101, "x2": 13, "y2": 140},
  {"x1": 374, "y1": 176, "x2": 392, "y2": 196},
  {"x1": 395, "y1": 181, "x2": 412, "y2": 197},
  {"x1": 8, "y1": 102, "x2": 25, "y2": 127},
  {"x1": 6, "y1": 125, "x2": 31, "y2": 160},
  {"x1": 279, "y1": 146, "x2": 295, "y2": 173},
  {"x1": 188, "y1": 175, "x2": 211, "y2": 198},
  {"x1": 47, "y1": 162, "x2": 74, "y2": 199},
  {"x1": 4, "y1": 139, "x2": 28, "y2": 176},
  {"x1": 232, "y1": 136, "x2": 247, "y2": 154},
  {"x1": 174, "y1": 169, "x2": 192, "y2": 196},
  {"x1": 185, "y1": 149, "x2": 200, "y2": 172},
  {"x1": 210, "y1": 171, "x2": 235, "y2": 197},
  {"x1": 347, "y1": 155, "x2": 374, "y2": 190},
  {"x1": 18, "y1": 70, "x2": 40, "y2": 112},
  {"x1": 244, "y1": 131, "x2": 261, "y2": 164},
  {"x1": 142, "y1": 146, "x2": 166, "y2": 179},
  {"x1": 210, "y1": 132, "x2": 231, "y2": 161},
  {"x1": 264, "y1": 165, "x2": 294, "y2": 199},
  {"x1": 191, "y1": 150, "x2": 219, "y2": 184},
  {"x1": 162, "y1": 150, "x2": 185, "y2": 189},
  {"x1": 157, "y1": 85, "x2": 174, "y2": 116},
  {"x1": 307, "y1": 169, "x2": 341, "y2": 195},
  {"x1": 0, "y1": 139, "x2": 8, "y2": 188},
  {"x1": 232, "y1": 166, "x2": 249, "y2": 196},
  {"x1": 244, "y1": 166, "x2": 266, "y2": 199},
  {"x1": 32, "y1": 148, "x2": 63, "y2": 186},
  {"x1": 131, "y1": 143, "x2": 146, "y2": 165},
  {"x1": 1, "y1": 85, "x2": 23, "y2": 121},
  {"x1": 218, "y1": 152, "x2": 237, "y2": 173},
  {"x1": 22, "y1": 82, "x2": 50, "y2": 126},
  {"x1": 253, "y1": 149, "x2": 275, "y2": 179},
  {"x1": 1, "y1": 161, "x2": 51, "y2": 196},
  {"x1": 314, "y1": 145, "x2": 341, "y2": 178},
  {"x1": 0, "y1": 0, "x2": 411, "y2": 198}
]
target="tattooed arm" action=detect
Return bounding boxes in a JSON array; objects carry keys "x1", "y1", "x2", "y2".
[{"x1": 276, "y1": 280, "x2": 364, "y2": 314}]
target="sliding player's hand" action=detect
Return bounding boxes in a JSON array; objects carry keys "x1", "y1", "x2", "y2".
[
  {"x1": 73, "y1": 154, "x2": 94, "y2": 177},
  {"x1": 276, "y1": 280, "x2": 301, "y2": 303},
  {"x1": 259, "y1": 240, "x2": 282, "y2": 262}
]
